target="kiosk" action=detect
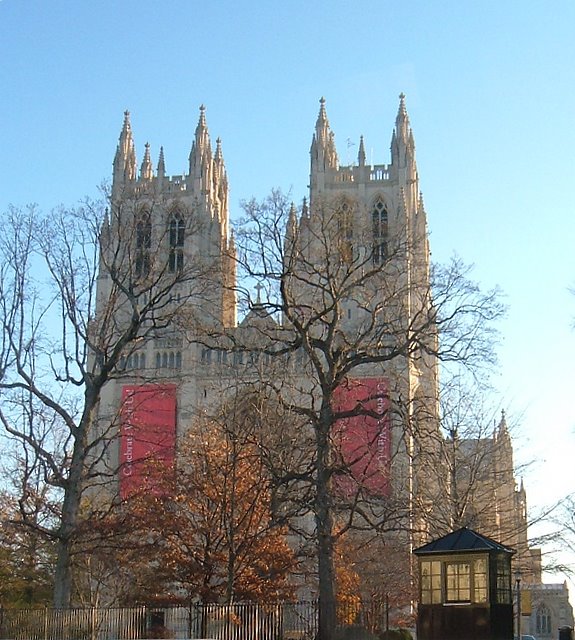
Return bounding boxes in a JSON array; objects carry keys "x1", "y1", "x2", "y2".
[{"x1": 413, "y1": 527, "x2": 515, "y2": 640}]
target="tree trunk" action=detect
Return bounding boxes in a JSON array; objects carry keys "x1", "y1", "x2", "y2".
[
  {"x1": 53, "y1": 406, "x2": 92, "y2": 607},
  {"x1": 315, "y1": 412, "x2": 337, "y2": 640},
  {"x1": 53, "y1": 534, "x2": 72, "y2": 608}
]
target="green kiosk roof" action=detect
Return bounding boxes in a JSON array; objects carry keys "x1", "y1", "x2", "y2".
[{"x1": 413, "y1": 527, "x2": 515, "y2": 555}]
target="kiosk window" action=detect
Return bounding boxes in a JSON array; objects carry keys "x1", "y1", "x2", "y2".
[
  {"x1": 421, "y1": 560, "x2": 442, "y2": 604},
  {"x1": 446, "y1": 561, "x2": 471, "y2": 602}
]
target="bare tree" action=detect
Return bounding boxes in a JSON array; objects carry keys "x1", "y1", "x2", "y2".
[
  {"x1": 421, "y1": 373, "x2": 512, "y2": 533},
  {"x1": 0, "y1": 193, "x2": 214, "y2": 607},
  {"x1": 214, "y1": 190, "x2": 505, "y2": 640},
  {"x1": 537, "y1": 494, "x2": 575, "y2": 578}
]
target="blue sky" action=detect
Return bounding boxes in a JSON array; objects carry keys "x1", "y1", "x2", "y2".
[{"x1": 1, "y1": 0, "x2": 574, "y2": 575}]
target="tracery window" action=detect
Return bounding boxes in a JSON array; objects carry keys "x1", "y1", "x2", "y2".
[
  {"x1": 537, "y1": 605, "x2": 552, "y2": 635},
  {"x1": 168, "y1": 211, "x2": 185, "y2": 273},
  {"x1": 372, "y1": 199, "x2": 388, "y2": 264},
  {"x1": 135, "y1": 213, "x2": 152, "y2": 277}
]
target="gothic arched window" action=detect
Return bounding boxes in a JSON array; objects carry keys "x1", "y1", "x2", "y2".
[
  {"x1": 168, "y1": 212, "x2": 185, "y2": 273},
  {"x1": 536, "y1": 605, "x2": 552, "y2": 635},
  {"x1": 372, "y1": 199, "x2": 388, "y2": 265},
  {"x1": 135, "y1": 213, "x2": 152, "y2": 277}
]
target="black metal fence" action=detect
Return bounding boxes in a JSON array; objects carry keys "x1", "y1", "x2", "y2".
[{"x1": 0, "y1": 600, "x2": 388, "y2": 640}]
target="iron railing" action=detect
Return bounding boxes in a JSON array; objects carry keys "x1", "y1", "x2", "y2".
[{"x1": 0, "y1": 600, "x2": 388, "y2": 640}]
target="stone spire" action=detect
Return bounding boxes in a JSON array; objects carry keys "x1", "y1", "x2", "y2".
[
  {"x1": 214, "y1": 137, "x2": 227, "y2": 190},
  {"x1": 418, "y1": 190, "x2": 425, "y2": 212},
  {"x1": 214, "y1": 136, "x2": 223, "y2": 165},
  {"x1": 157, "y1": 146, "x2": 165, "y2": 179},
  {"x1": 358, "y1": 135, "x2": 366, "y2": 167},
  {"x1": 113, "y1": 110, "x2": 137, "y2": 191},
  {"x1": 416, "y1": 191, "x2": 429, "y2": 239},
  {"x1": 140, "y1": 142, "x2": 153, "y2": 180},
  {"x1": 310, "y1": 97, "x2": 338, "y2": 173},
  {"x1": 391, "y1": 93, "x2": 416, "y2": 174},
  {"x1": 284, "y1": 202, "x2": 298, "y2": 253},
  {"x1": 498, "y1": 409, "x2": 510, "y2": 438},
  {"x1": 315, "y1": 97, "x2": 330, "y2": 146},
  {"x1": 395, "y1": 93, "x2": 410, "y2": 143},
  {"x1": 301, "y1": 196, "x2": 309, "y2": 219},
  {"x1": 213, "y1": 137, "x2": 229, "y2": 232},
  {"x1": 189, "y1": 105, "x2": 213, "y2": 190},
  {"x1": 288, "y1": 202, "x2": 298, "y2": 232},
  {"x1": 412, "y1": 189, "x2": 431, "y2": 282}
]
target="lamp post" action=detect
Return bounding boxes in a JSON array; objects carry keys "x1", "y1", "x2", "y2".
[{"x1": 515, "y1": 571, "x2": 522, "y2": 639}]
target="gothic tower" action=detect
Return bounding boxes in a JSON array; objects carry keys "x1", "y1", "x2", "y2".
[
  {"x1": 286, "y1": 96, "x2": 440, "y2": 532},
  {"x1": 106, "y1": 106, "x2": 236, "y2": 330},
  {"x1": 93, "y1": 107, "x2": 237, "y2": 495}
]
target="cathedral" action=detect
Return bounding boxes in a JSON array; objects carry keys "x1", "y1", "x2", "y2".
[
  {"x1": 90, "y1": 95, "x2": 569, "y2": 631},
  {"x1": 95, "y1": 94, "x2": 439, "y2": 516}
]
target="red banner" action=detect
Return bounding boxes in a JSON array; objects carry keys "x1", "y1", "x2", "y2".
[
  {"x1": 119, "y1": 384, "x2": 177, "y2": 499},
  {"x1": 333, "y1": 377, "x2": 391, "y2": 497}
]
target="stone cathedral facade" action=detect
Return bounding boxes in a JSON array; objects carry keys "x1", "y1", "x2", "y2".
[
  {"x1": 96, "y1": 95, "x2": 439, "y2": 511},
  {"x1": 92, "y1": 96, "x2": 550, "y2": 616}
]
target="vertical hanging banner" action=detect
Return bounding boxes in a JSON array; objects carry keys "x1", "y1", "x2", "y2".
[
  {"x1": 333, "y1": 377, "x2": 391, "y2": 497},
  {"x1": 119, "y1": 384, "x2": 177, "y2": 499}
]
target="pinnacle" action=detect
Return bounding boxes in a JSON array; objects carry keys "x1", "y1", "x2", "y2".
[
  {"x1": 215, "y1": 137, "x2": 223, "y2": 162},
  {"x1": 302, "y1": 196, "x2": 309, "y2": 218},
  {"x1": 396, "y1": 92, "x2": 408, "y2": 122},
  {"x1": 119, "y1": 110, "x2": 133, "y2": 141},
  {"x1": 392, "y1": 93, "x2": 412, "y2": 152},
  {"x1": 198, "y1": 104, "x2": 207, "y2": 126},
  {"x1": 114, "y1": 109, "x2": 136, "y2": 182},
  {"x1": 140, "y1": 142, "x2": 153, "y2": 179},
  {"x1": 358, "y1": 135, "x2": 366, "y2": 166},
  {"x1": 157, "y1": 146, "x2": 165, "y2": 175},
  {"x1": 195, "y1": 104, "x2": 210, "y2": 141},
  {"x1": 498, "y1": 409, "x2": 509, "y2": 435},
  {"x1": 317, "y1": 96, "x2": 328, "y2": 125}
]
